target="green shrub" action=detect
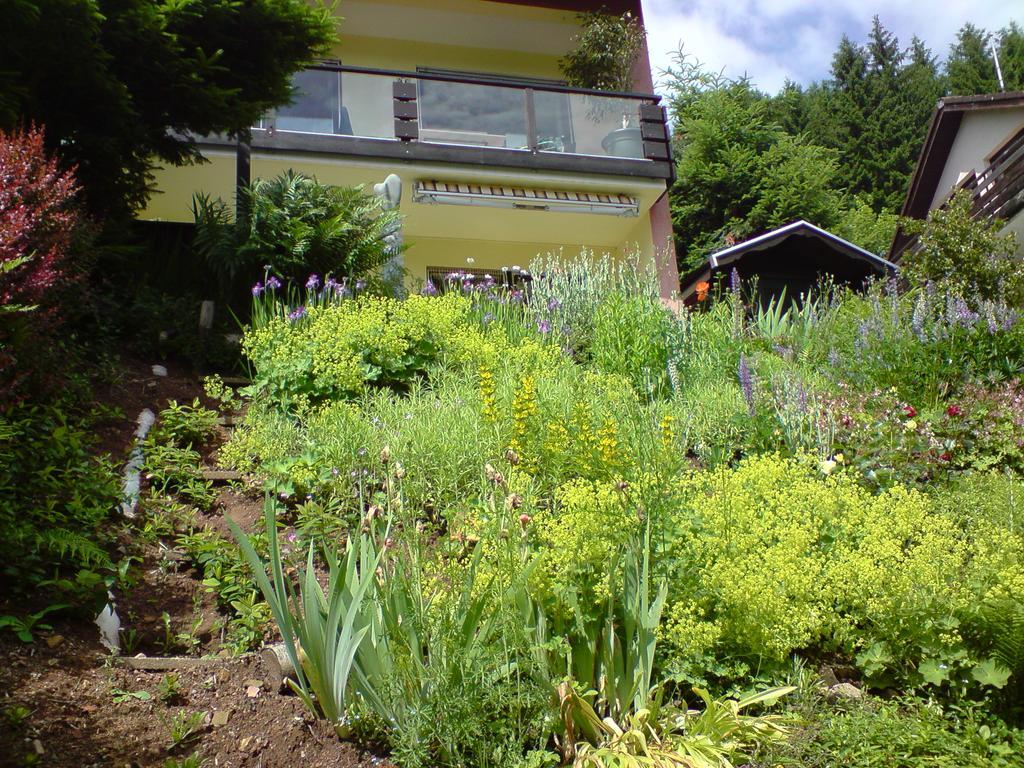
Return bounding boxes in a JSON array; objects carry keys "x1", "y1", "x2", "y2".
[
  {"x1": 194, "y1": 170, "x2": 403, "y2": 286},
  {"x1": 662, "y1": 455, "x2": 1023, "y2": 696},
  {"x1": 231, "y1": 500, "x2": 552, "y2": 768},
  {"x1": 150, "y1": 399, "x2": 218, "y2": 449},
  {"x1": 589, "y1": 293, "x2": 678, "y2": 399},
  {"x1": 762, "y1": 697, "x2": 1024, "y2": 768},
  {"x1": 242, "y1": 294, "x2": 493, "y2": 409},
  {"x1": 900, "y1": 190, "x2": 1023, "y2": 305},
  {"x1": 812, "y1": 283, "x2": 1024, "y2": 405},
  {"x1": 0, "y1": 402, "x2": 120, "y2": 591}
]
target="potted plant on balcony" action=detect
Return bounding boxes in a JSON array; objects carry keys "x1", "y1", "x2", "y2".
[{"x1": 559, "y1": 9, "x2": 646, "y2": 158}]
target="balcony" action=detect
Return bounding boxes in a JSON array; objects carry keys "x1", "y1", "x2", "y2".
[
  {"x1": 235, "y1": 64, "x2": 673, "y2": 180},
  {"x1": 892, "y1": 123, "x2": 1024, "y2": 260}
]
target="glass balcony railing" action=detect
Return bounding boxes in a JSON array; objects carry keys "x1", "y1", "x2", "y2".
[{"x1": 255, "y1": 65, "x2": 663, "y2": 161}]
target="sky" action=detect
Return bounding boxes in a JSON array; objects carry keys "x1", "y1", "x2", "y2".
[{"x1": 641, "y1": 0, "x2": 1021, "y2": 94}]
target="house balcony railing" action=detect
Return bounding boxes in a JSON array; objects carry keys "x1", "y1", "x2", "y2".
[
  {"x1": 239, "y1": 63, "x2": 673, "y2": 179},
  {"x1": 892, "y1": 123, "x2": 1024, "y2": 261}
]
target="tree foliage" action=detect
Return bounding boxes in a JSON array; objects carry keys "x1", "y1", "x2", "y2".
[
  {"x1": 559, "y1": 9, "x2": 646, "y2": 92},
  {"x1": 800, "y1": 18, "x2": 945, "y2": 213},
  {"x1": 0, "y1": 0, "x2": 336, "y2": 218},
  {"x1": 666, "y1": 57, "x2": 845, "y2": 271},
  {"x1": 946, "y1": 22, "x2": 1024, "y2": 95}
]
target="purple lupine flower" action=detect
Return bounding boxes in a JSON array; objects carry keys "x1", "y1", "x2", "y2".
[
  {"x1": 288, "y1": 305, "x2": 307, "y2": 321},
  {"x1": 730, "y1": 268, "x2": 741, "y2": 297},
  {"x1": 954, "y1": 298, "x2": 978, "y2": 327},
  {"x1": 855, "y1": 320, "x2": 872, "y2": 353},
  {"x1": 252, "y1": 282, "x2": 264, "y2": 296},
  {"x1": 538, "y1": 319, "x2": 552, "y2": 334},
  {"x1": 265, "y1": 276, "x2": 282, "y2": 291},
  {"x1": 422, "y1": 280, "x2": 438, "y2": 296},
  {"x1": 911, "y1": 294, "x2": 927, "y2": 341},
  {"x1": 306, "y1": 274, "x2": 320, "y2": 291},
  {"x1": 738, "y1": 354, "x2": 755, "y2": 416}
]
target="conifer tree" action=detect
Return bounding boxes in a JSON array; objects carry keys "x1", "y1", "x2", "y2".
[
  {"x1": 947, "y1": 23, "x2": 1001, "y2": 94},
  {"x1": 0, "y1": 0, "x2": 336, "y2": 219}
]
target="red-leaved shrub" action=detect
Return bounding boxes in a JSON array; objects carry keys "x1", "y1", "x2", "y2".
[{"x1": 0, "y1": 126, "x2": 81, "y2": 309}]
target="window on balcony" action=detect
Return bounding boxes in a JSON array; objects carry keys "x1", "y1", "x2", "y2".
[
  {"x1": 416, "y1": 69, "x2": 574, "y2": 152},
  {"x1": 275, "y1": 69, "x2": 343, "y2": 135}
]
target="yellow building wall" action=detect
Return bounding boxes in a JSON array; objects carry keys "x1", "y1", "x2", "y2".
[
  {"x1": 334, "y1": 35, "x2": 562, "y2": 81},
  {"x1": 330, "y1": 0, "x2": 574, "y2": 79},
  {"x1": 144, "y1": 151, "x2": 236, "y2": 222}
]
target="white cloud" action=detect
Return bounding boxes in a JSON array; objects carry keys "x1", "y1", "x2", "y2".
[{"x1": 641, "y1": 0, "x2": 1022, "y2": 94}]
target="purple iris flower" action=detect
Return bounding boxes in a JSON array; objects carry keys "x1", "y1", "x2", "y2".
[
  {"x1": 482, "y1": 312, "x2": 494, "y2": 325},
  {"x1": 422, "y1": 280, "x2": 438, "y2": 296},
  {"x1": 355, "y1": 279, "x2": 366, "y2": 291},
  {"x1": 538, "y1": 319, "x2": 552, "y2": 334},
  {"x1": 252, "y1": 282, "x2": 264, "y2": 296},
  {"x1": 288, "y1": 306, "x2": 306, "y2": 321},
  {"x1": 266, "y1": 276, "x2": 282, "y2": 291},
  {"x1": 306, "y1": 274, "x2": 320, "y2": 290}
]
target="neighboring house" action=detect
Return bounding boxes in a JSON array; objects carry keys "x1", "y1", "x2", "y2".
[
  {"x1": 891, "y1": 91, "x2": 1024, "y2": 260},
  {"x1": 140, "y1": 0, "x2": 679, "y2": 297},
  {"x1": 677, "y1": 220, "x2": 896, "y2": 306}
]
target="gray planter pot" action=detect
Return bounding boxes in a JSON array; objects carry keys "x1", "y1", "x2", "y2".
[{"x1": 601, "y1": 127, "x2": 643, "y2": 158}]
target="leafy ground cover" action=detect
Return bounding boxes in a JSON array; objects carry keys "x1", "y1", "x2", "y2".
[{"x1": 200, "y1": 252, "x2": 1023, "y2": 767}]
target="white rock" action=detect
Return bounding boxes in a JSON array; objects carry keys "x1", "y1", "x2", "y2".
[{"x1": 151, "y1": 364, "x2": 168, "y2": 377}]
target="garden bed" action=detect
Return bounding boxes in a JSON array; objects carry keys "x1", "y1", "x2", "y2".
[{"x1": 0, "y1": 361, "x2": 389, "y2": 767}]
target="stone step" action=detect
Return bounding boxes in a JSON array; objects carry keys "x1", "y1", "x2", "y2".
[{"x1": 201, "y1": 468, "x2": 243, "y2": 483}]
